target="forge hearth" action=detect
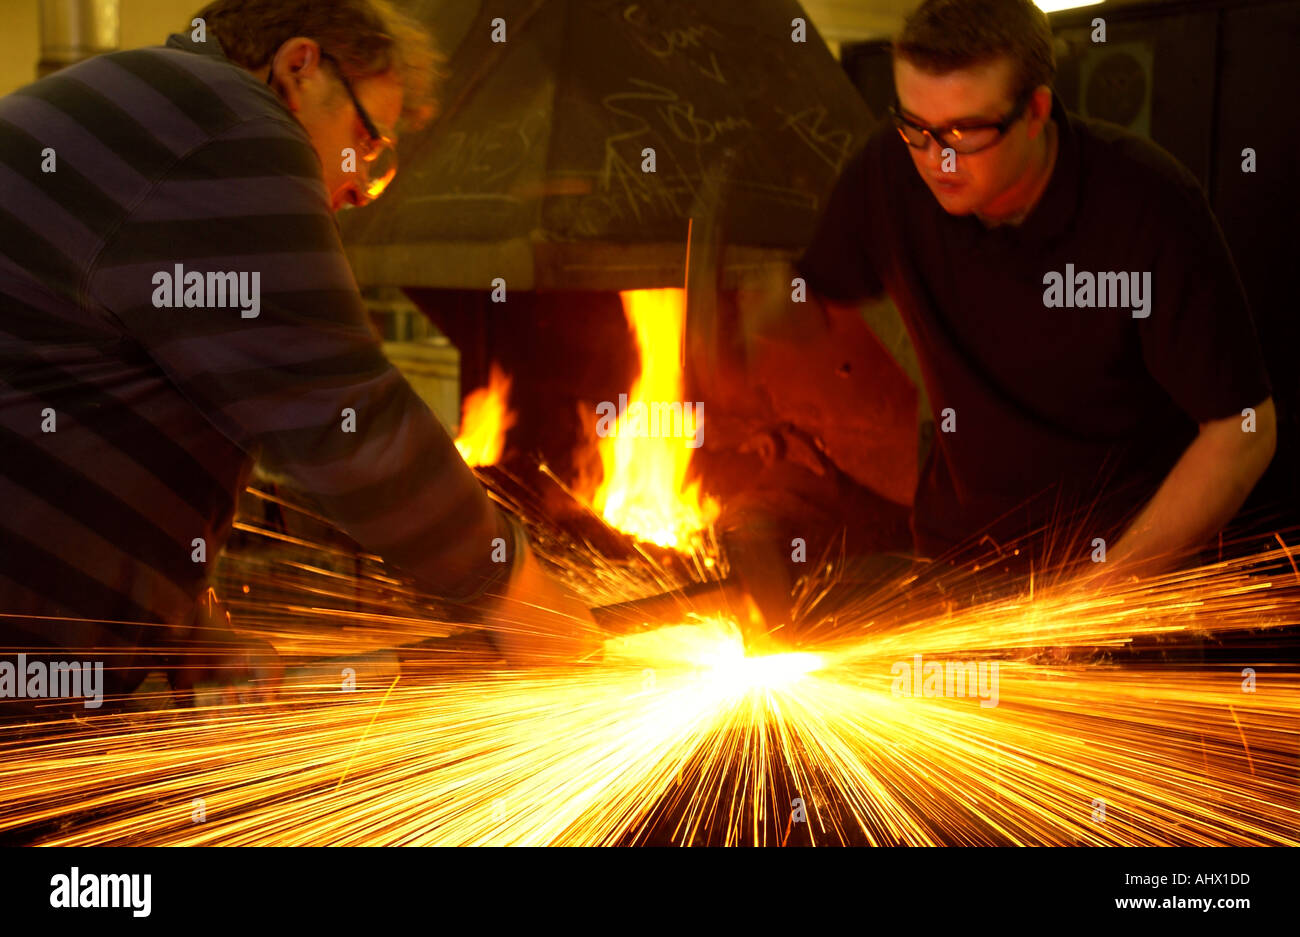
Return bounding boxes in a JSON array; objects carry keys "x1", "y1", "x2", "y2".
[{"x1": 341, "y1": 0, "x2": 916, "y2": 560}]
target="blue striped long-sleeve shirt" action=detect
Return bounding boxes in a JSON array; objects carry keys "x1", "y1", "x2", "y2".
[{"x1": 0, "y1": 33, "x2": 513, "y2": 663}]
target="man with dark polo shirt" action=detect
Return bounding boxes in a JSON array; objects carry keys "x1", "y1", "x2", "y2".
[{"x1": 742, "y1": 0, "x2": 1274, "y2": 618}]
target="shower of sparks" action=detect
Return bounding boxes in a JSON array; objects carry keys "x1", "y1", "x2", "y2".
[{"x1": 1, "y1": 503, "x2": 1297, "y2": 845}]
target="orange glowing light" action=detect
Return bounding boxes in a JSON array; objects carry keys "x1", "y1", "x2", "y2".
[
  {"x1": 454, "y1": 363, "x2": 516, "y2": 467},
  {"x1": 593, "y1": 289, "x2": 717, "y2": 549}
]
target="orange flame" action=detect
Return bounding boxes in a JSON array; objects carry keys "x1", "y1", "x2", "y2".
[
  {"x1": 593, "y1": 289, "x2": 717, "y2": 549},
  {"x1": 454, "y1": 363, "x2": 516, "y2": 467}
]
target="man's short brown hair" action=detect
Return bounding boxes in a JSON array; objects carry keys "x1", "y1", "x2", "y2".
[
  {"x1": 893, "y1": 0, "x2": 1056, "y2": 102},
  {"x1": 194, "y1": 0, "x2": 444, "y2": 131}
]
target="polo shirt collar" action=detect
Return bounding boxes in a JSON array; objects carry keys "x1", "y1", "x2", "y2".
[
  {"x1": 996, "y1": 90, "x2": 1082, "y2": 246},
  {"x1": 164, "y1": 31, "x2": 228, "y2": 59}
]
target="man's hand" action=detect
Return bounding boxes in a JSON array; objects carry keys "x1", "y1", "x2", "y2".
[
  {"x1": 1070, "y1": 397, "x2": 1277, "y2": 591},
  {"x1": 168, "y1": 589, "x2": 283, "y2": 706},
  {"x1": 482, "y1": 541, "x2": 604, "y2": 665}
]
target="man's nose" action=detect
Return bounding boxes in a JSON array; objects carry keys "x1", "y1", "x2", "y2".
[
  {"x1": 338, "y1": 180, "x2": 369, "y2": 211},
  {"x1": 922, "y1": 134, "x2": 947, "y2": 169}
]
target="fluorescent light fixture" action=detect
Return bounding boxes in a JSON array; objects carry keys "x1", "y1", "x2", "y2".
[{"x1": 1035, "y1": 0, "x2": 1106, "y2": 12}]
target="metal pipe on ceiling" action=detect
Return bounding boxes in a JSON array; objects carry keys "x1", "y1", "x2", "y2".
[{"x1": 38, "y1": 0, "x2": 119, "y2": 79}]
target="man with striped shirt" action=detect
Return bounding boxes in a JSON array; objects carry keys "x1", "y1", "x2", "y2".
[{"x1": 0, "y1": 0, "x2": 598, "y2": 709}]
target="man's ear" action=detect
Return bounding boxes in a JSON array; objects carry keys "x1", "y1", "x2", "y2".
[
  {"x1": 1026, "y1": 85, "x2": 1053, "y2": 139},
  {"x1": 268, "y1": 36, "x2": 323, "y2": 113}
]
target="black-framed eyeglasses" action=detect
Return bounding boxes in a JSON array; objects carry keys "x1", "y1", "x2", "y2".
[
  {"x1": 889, "y1": 88, "x2": 1035, "y2": 155},
  {"x1": 318, "y1": 51, "x2": 398, "y2": 201}
]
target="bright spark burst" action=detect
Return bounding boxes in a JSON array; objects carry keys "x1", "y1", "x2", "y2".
[
  {"x1": 608, "y1": 620, "x2": 825, "y2": 694},
  {"x1": 1, "y1": 540, "x2": 1297, "y2": 847}
]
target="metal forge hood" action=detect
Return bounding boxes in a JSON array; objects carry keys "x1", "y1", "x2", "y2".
[{"x1": 339, "y1": 0, "x2": 873, "y2": 290}]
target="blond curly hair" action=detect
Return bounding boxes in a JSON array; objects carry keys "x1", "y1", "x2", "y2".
[{"x1": 194, "y1": 0, "x2": 445, "y2": 131}]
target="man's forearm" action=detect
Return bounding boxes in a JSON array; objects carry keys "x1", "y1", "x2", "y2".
[
  {"x1": 1101, "y1": 398, "x2": 1276, "y2": 580},
  {"x1": 483, "y1": 536, "x2": 603, "y2": 665}
]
